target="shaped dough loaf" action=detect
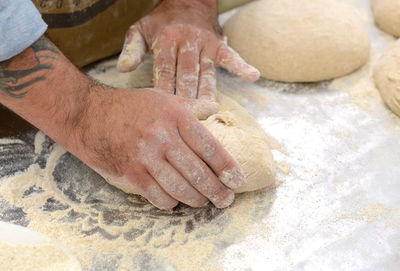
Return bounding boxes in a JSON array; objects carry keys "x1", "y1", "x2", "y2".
[
  {"x1": 202, "y1": 92, "x2": 276, "y2": 193},
  {"x1": 223, "y1": 0, "x2": 370, "y2": 82},
  {"x1": 371, "y1": 0, "x2": 400, "y2": 37},
  {"x1": 373, "y1": 40, "x2": 400, "y2": 117}
]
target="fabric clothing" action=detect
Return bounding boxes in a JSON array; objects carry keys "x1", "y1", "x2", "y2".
[
  {"x1": 0, "y1": 0, "x2": 251, "y2": 65},
  {"x1": 0, "y1": 0, "x2": 47, "y2": 61},
  {"x1": 32, "y1": 0, "x2": 160, "y2": 67}
]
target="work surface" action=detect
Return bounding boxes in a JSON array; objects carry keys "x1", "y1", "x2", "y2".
[{"x1": 1, "y1": 0, "x2": 400, "y2": 270}]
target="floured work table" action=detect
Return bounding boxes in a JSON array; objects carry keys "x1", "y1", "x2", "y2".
[{"x1": 1, "y1": 0, "x2": 400, "y2": 270}]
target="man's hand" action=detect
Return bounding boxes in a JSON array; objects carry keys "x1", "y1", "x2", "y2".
[
  {"x1": 73, "y1": 87, "x2": 245, "y2": 209},
  {"x1": 117, "y1": 0, "x2": 260, "y2": 101},
  {"x1": 0, "y1": 36, "x2": 245, "y2": 210}
]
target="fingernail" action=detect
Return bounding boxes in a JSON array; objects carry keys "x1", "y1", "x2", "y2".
[
  {"x1": 214, "y1": 190, "x2": 235, "y2": 209},
  {"x1": 151, "y1": 199, "x2": 178, "y2": 211},
  {"x1": 219, "y1": 167, "x2": 245, "y2": 190},
  {"x1": 245, "y1": 68, "x2": 260, "y2": 82}
]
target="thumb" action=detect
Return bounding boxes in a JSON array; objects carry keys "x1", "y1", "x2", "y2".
[
  {"x1": 181, "y1": 97, "x2": 220, "y2": 120},
  {"x1": 117, "y1": 25, "x2": 147, "y2": 73}
]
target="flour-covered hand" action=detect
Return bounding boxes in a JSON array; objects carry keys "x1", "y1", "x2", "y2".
[
  {"x1": 0, "y1": 36, "x2": 244, "y2": 211},
  {"x1": 117, "y1": 0, "x2": 260, "y2": 101},
  {"x1": 73, "y1": 87, "x2": 245, "y2": 210}
]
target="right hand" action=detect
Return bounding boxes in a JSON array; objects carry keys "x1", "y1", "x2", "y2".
[{"x1": 69, "y1": 86, "x2": 245, "y2": 210}]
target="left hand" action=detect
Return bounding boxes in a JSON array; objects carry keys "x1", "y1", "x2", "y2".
[{"x1": 117, "y1": 0, "x2": 260, "y2": 101}]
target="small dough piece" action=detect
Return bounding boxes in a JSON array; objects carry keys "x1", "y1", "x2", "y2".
[
  {"x1": 202, "y1": 92, "x2": 276, "y2": 193},
  {"x1": 371, "y1": 0, "x2": 400, "y2": 37},
  {"x1": 223, "y1": 0, "x2": 370, "y2": 82},
  {"x1": 373, "y1": 40, "x2": 400, "y2": 117}
]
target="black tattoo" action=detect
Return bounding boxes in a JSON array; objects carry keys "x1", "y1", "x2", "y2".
[{"x1": 0, "y1": 38, "x2": 59, "y2": 98}]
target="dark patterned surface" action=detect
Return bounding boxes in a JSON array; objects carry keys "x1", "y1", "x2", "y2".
[{"x1": 0, "y1": 117, "x2": 227, "y2": 245}]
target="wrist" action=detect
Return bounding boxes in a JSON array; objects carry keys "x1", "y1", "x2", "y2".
[
  {"x1": 163, "y1": 0, "x2": 217, "y2": 7},
  {"x1": 157, "y1": 0, "x2": 217, "y2": 16},
  {"x1": 0, "y1": 36, "x2": 93, "y2": 150},
  {"x1": 197, "y1": 0, "x2": 217, "y2": 9},
  {"x1": 151, "y1": 0, "x2": 219, "y2": 33}
]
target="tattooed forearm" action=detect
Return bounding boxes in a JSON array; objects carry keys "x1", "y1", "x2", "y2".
[{"x1": 0, "y1": 37, "x2": 59, "y2": 98}]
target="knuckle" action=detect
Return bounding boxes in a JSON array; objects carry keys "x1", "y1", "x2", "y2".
[
  {"x1": 200, "y1": 143, "x2": 217, "y2": 161},
  {"x1": 201, "y1": 57, "x2": 215, "y2": 68},
  {"x1": 199, "y1": 73, "x2": 216, "y2": 87},
  {"x1": 159, "y1": 25, "x2": 179, "y2": 38},
  {"x1": 125, "y1": 25, "x2": 137, "y2": 39},
  {"x1": 141, "y1": 125, "x2": 158, "y2": 139},
  {"x1": 178, "y1": 58, "x2": 200, "y2": 71},
  {"x1": 185, "y1": 24, "x2": 198, "y2": 31},
  {"x1": 218, "y1": 159, "x2": 233, "y2": 175},
  {"x1": 134, "y1": 175, "x2": 153, "y2": 191},
  {"x1": 141, "y1": 125, "x2": 172, "y2": 146},
  {"x1": 189, "y1": 165, "x2": 209, "y2": 186},
  {"x1": 179, "y1": 24, "x2": 201, "y2": 37},
  {"x1": 159, "y1": 68, "x2": 175, "y2": 78},
  {"x1": 128, "y1": 162, "x2": 148, "y2": 176},
  {"x1": 203, "y1": 29, "x2": 221, "y2": 44},
  {"x1": 209, "y1": 183, "x2": 230, "y2": 203},
  {"x1": 160, "y1": 102, "x2": 181, "y2": 118},
  {"x1": 177, "y1": 73, "x2": 198, "y2": 86},
  {"x1": 155, "y1": 62, "x2": 175, "y2": 76}
]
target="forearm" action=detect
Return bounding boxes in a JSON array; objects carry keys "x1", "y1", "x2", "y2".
[
  {"x1": 198, "y1": 0, "x2": 217, "y2": 9},
  {"x1": 163, "y1": 0, "x2": 217, "y2": 8},
  {"x1": 0, "y1": 36, "x2": 91, "y2": 149},
  {"x1": 152, "y1": 0, "x2": 218, "y2": 31}
]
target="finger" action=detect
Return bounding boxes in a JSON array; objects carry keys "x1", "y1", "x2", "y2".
[
  {"x1": 198, "y1": 56, "x2": 217, "y2": 101},
  {"x1": 147, "y1": 88, "x2": 220, "y2": 120},
  {"x1": 216, "y1": 43, "x2": 260, "y2": 82},
  {"x1": 176, "y1": 41, "x2": 200, "y2": 99},
  {"x1": 146, "y1": 158, "x2": 209, "y2": 208},
  {"x1": 178, "y1": 114, "x2": 245, "y2": 190},
  {"x1": 123, "y1": 168, "x2": 179, "y2": 210},
  {"x1": 117, "y1": 26, "x2": 147, "y2": 73},
  {"x1": 181, "y1": 98, "x2": 220, "y2": 120},
  {"x1": 153, "y1": 38, "x2": 178, "y2": 94},
  {"x1": 166, "y1": 142, "x2": 234, "y2": 208},
  {"x1": 150, "y1": 89, "x2": 220, "y2": 120}
]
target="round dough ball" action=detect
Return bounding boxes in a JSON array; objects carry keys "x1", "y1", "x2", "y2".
[
  {"x1": 371, "y1": 0, "x2": 400, "y2": 37},
  {"x1": 202, "y1": 92, "x2": 276, "y2": 193},
  {"x1": 223, "y1": 0, "x2": 370, "y2": 83},
  {"x1": 373, "y1": 40, "x2": 400, "y2": 117}
]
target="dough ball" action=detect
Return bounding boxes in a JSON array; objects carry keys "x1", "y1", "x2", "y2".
[
  {"x1": 202, "y1": 92, "x2": 276, "y2": 193},
  {"x1": 373, "y1": 40, "x2": 400, "y2": 117},
  {"x1": 371, "y1": 0, "x2": 400, "y2": 37},
  {"x1": 223, "y1": 0, "x2": 370, "y2": 83}
]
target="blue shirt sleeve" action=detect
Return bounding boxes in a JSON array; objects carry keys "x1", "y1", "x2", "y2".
[{"x1": 0, "y1": 0, "x2": 48, "y2": 61}]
